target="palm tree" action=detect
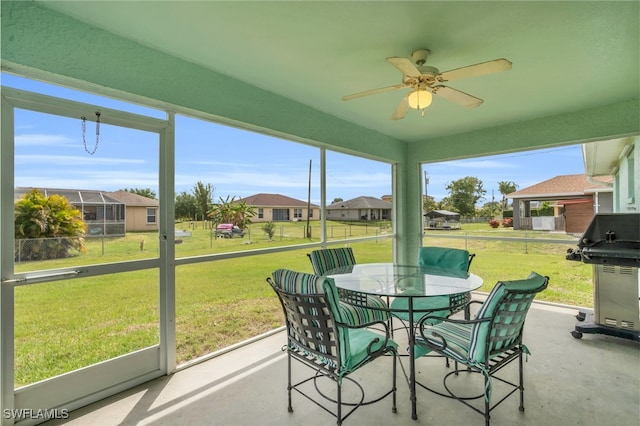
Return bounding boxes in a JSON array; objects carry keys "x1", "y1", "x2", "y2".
[
  {"x1": 498, "y1": 181, "x2": 518, "y2": 211},
  {"x1": 193, "y1": 181, "x2": 214, "y2": 220}
]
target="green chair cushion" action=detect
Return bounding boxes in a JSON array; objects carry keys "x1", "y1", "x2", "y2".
[
  {"x1": 414, "y1": 322, "x2": 473, "y2": 359},
  {"x1": 390, "y1": 295, "x2": 451, "y2": 323},
  {"x1": 417, "y1": 247, "x2": 471, "y2": 278},
  {"x1": 475, "y1": 271, "x2": 548, "y2": 320},
  {"x1": 308, "y1": 247, "x2": 356, "y2": 276},
  {"x1": 344, "y1": 328, "x2": 398, "y2": 372},
  {"x1": 323, "y1": 278, "x2": 397, "y2": 372},
  {"x1": 340, "y1": 295, "x2": 390, "y2": 324},
  {"x1": 273, "y1": 268, "x2": 324, "y2": 293},
  {"x1": 307, "y1": 249, "x2": 390, "y2": 324},
  {"x1": 273, "y1": 268, "x2": 388, "y2": 326},
  {"x1": 469, "y1": 272, "x2": 547, "y2": 363}
]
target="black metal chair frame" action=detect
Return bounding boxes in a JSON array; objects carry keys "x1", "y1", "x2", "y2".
[
  {"x1": 417, "y1": 276, "x2": 549, "y2": 426},
  {"x1": 267, "y1": 276, "x2": 398, "y2": 425}
]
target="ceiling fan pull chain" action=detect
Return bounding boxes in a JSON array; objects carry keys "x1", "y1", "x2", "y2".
[{"x1": 81, "y1": 111, "x2": 101, "y2": 155}]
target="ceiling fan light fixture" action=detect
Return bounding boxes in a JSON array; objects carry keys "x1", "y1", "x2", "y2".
[{"x1": 407, "y1": 89, "x2": 432, "y2": 110}]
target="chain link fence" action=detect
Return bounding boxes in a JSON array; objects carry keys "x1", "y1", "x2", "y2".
[{"x1": 15, "y1": 237, "x2": 84, "y2": 263}]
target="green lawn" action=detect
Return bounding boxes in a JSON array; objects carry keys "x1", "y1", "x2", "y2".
[{"x1": 13, "y1": 220, "x2": 591, "y2": 387}]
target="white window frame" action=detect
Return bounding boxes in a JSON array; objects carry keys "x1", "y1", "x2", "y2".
[
  {"x1": 147, "y1": 207, "x2": 158, "y2": 224},
  {"x1": 1, "y1": 87, "x2": 175, "y2": 417}
]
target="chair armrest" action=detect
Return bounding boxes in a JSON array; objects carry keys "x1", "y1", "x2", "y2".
[
  {"x1": 465, "y1": 299, "x2": 483, "y2": 319},
  {"x1": 338, "y1": 318, "x2": 390, "y2": 330},
  {"x1": 417, "y1": 313, "x2": 490, "y2": 346},
  {"x1": 419, "y1": 313, "x2": 489, "y2": 329},
  {"x1": 336, "y1": 319, "x2": 395, "y2": 357}
]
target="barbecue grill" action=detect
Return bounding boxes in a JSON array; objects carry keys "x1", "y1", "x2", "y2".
[{"x1": 566, "y1": 213, "x2": 640, "y2": 341}]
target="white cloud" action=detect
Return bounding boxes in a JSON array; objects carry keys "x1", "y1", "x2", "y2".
[
  {"x1": 14, "y1": 134, "x2": 74, "y2": 146},
  {"x1": 15, "y1": 154, "x2": 146, "y2": 165},
  {"x1": 15, "y1": 170, "x2": 159, "y2": 191}
]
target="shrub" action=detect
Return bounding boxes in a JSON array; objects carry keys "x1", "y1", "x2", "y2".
[
  {"x1": 502, "y1": 218, "x2": 513, "y2": 228},
  {"x1": 14, "y1": 189, "x2": 86, "y2": 261},
  {"x1": 261, "y1": 222, "x2": 276, "y2": 239},
  {"x1": 488, "y1": 219, "x2": 500, "y2": 228}
]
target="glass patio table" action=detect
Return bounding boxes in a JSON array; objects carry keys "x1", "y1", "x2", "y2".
[{"x1": 326, "y1": 263, "x2": 483, "y2": 420}]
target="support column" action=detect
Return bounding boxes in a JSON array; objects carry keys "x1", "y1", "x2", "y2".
[{"x1": 393, "y1": 145, "x2": 422, "y2": 265}]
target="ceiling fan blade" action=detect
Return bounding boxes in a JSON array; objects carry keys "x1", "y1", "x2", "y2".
[
  {"x1": 433, "y1": 85, "x2": 483, "y2": 108},
  {"x1": 438, "y1": 58, "x2": 512, "y2": 82},
  {"x1": 391, "y1": 96, "x2": 409, "y2": 120},
  {"x1": 342, "y1": 84, "x2": 407, "y2": 101},
  {"x1": 386, "y1": 57, "x2": 421, "y2": 77}
]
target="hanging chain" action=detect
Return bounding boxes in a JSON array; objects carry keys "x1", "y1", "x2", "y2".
[{"x1": 81, "y1": 111, "x2": 101, "y2": 155}]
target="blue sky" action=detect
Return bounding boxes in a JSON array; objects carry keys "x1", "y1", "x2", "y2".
[{"x1": 4, "y1": 73, "x2": 586, "y2": 205}]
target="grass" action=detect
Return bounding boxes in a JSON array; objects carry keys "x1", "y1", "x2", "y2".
[{"x1": 13, "y1": 220, "x2": 592, "y2": 387}]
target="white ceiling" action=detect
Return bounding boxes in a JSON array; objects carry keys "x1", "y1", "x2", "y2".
[{"x1": 37, "y1": 1, "x2": 639, "y2": 144}]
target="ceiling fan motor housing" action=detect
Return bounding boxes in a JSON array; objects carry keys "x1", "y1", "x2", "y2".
[{"x1": 412, "y1": 49, "x2": 430, "y2": 66}]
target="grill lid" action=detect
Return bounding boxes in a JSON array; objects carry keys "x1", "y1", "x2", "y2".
[{"x1": 568, "y1": 213, "x2": 640, "y2": 267}]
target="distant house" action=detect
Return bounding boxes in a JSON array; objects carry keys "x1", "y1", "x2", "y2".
[
  {"x1": 107, "y1": 190, "x2": 159, "y2": 232},
  {"x1": 326, "y1": 196, "x2": 392, "y2": 221},
  {"x1": 237, "y1": 193, "x2": 319, "y2": 222},
  {"x1": 507, "y1": 174, "x2": 612, "y2": 233},
  {"x1": 15, "y1": 187, "x2": 127, "y2": 237}
]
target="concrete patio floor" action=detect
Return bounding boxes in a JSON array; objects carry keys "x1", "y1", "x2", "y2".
[{"x1": 45, "y1": 300, "x2": 639, "y2": 426}]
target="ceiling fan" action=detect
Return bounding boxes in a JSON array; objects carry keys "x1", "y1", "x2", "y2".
[{"x1": 342, "y1": 49, "x2": 512, "y2": 120}]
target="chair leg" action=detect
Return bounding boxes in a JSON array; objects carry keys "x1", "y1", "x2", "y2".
[
  {"x1": 392, "y1": 350, "x2": 398, "y2": 413},
  {"x1": 484, "y1": 373, "x2": 490, "y2": 426},
  {"x1": 287, "y1": 354, "x2": 293, "y2": 413},
  {"x1": 518, "y1": 350, "x2": 525, "y2": 412},
  {"x1": 337, "y1": 379, "x2": 342, "y2": 426}
]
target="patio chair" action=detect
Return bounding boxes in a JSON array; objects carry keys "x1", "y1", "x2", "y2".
[
  {"x1": 267, "y1": 269, "x2": 398, "y2": 425},
  {"x1": 415, "y1": 271, "x2": 549, "y2": 426},
  {"x1": 308, "y1": 248, "x2": 390, "y2": 324},
  {"x1": 390, "y1": 247, "x2": 475, "y2": 353}
]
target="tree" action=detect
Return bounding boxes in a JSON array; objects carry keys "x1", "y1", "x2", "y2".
[
  {"x1": 437, "y1": 197, "x2": 456, "y2": 212},
  {"x1": 445, "y1": 176, "x2": 486, "y2": 217},
  {"x1": 331, "y1": 197, "x2": 343, "y2": 204},
  {"x1": 478, "y1": 201, "x2": 502, "y2": 218},
  {"x1": 14, "y1": 189, "x2": 86, "y2": 260},
  {"x1": 175, "y1": 191, "x2": 198, "y2": 221},
  {"x1": 207, "y1": 196, "x2": 256, "y2": 229},
  {"x1": 497, "y1": 181, "x2": 518, "y2": 211},
  {"x1": 120, "y1": 188, "x2": 157, "y2": 199},
  {"x1": 423, "y1": 195, "x2": 438, "y2": 213},
  {"x1": 193, "y1": 181, "x2": 214, "y2": 220}
]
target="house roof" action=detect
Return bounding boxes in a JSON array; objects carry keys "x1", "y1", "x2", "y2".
[
  {"x1": 327, "y1": 196, "x2": 392, "y2": 210},
  {"x1": 15, "y1": 187, "x2": 123, "y2": 204},
  {"x1": 237, "y1": 193, "x2": 318, "y2": 208},
  {"x1": 507, "y1": 174, "x2": 612, "y2": 200},
  {"x1": 107, "y1": 190, "x2": 159, "y2": 207}
]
